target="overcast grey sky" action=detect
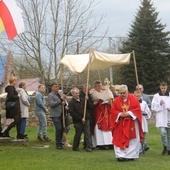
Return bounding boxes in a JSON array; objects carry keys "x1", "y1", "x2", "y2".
[{"x1": 93, "y1": 0, "x2": 170, "y2": 37}]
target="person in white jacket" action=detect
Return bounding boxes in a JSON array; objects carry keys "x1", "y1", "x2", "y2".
[
  {"x1": 151, "y1": 82, "x2": 170, "y2": 155},
  {"x1": 134, "y1": 90, "x2": 151, "y2": 154},
  {"x1": 17, "y1": 82, "x2": 30, "y2": 139}
]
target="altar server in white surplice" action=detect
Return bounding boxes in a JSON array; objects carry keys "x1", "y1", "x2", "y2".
[
  {"x1": 151, "y1": 82, "x2": 170, "y2": 155},
  {"x1": 134, "y1": 90, "x2": 151, "y2": 154}
]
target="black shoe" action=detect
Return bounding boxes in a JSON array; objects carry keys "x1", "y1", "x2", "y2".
[
  {"x1": 73, "y1": 148, "x2": 80, "y2": 151},
  {"x1": 117, "y1": 157, "x2": 125, "y2": 162},
  {"x1": 161, "y1": 146, "x2": 168, "y2": 155},
  {"x1": 57, "y1": 146, "x2": 63, "y2": 150},
  {"x1": 108, "y1": 145, "x2": 114, "y2": 149},
  {"x1": 97, "y1": 146, "x2": 106, "y2": 150},
  {"x1": 17, "y1": 133, "x2": 27, "y2": 139},
  {"x1": 86, "y1": 148, "x2": 92, "y2": 152},
  {"x1": 144, "y1": 146, "x2": 149, "y2": 151},
  {"x1": 125, "y1": 158, "x2": 135, "y2": 161},
  {"x1": 2, "y1": 131, "x2": 10, "y2": 137}
]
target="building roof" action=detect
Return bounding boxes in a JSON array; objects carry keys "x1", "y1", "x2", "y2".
[
  {"x1": 15, "y1": 77, "x2": 40, "y2": 92},
  {"x1": 0, "y1": 78, "x2": 40, "y2": 98},
  {"x1": 0, "y1": 55, "x2": 7, "y2": 85}
]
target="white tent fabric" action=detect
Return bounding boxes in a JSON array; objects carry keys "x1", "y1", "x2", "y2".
[{"x1": 60, "y1": 50, "x2": 131, "y2": 74}]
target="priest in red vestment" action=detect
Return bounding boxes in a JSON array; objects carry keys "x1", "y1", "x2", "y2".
[
  {"x1": 111, "y1": 85, "x2": 143, "y2": 162},
  {"x1": 90, "y1": 80, "x2": 114, "y2": 149}
]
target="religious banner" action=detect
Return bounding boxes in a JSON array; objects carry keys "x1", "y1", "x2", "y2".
[{"x1": 0, "y1": 0, "x2": 25, "y2": 39}]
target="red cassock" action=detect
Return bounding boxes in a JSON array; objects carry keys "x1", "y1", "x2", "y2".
[
  {"x1": 111, "y1": 93, "x2": 143, "y2": 149},
  {"x1": 93, "y1": 100, "x2": 114, "y2": 132}
]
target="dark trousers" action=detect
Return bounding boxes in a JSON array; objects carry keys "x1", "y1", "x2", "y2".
[
  {"x1": 4, "y1": 113, "x2": 21, "y2": 136},
  {"x1": 52, "y1": 117, "x2": 63, "y2": 147},
  {"x1": 73, "y1": 119, "x2": 91, "y2": 150},
  {"x1": 0, "y1": 114, "x2": 2, "y2": 132}
]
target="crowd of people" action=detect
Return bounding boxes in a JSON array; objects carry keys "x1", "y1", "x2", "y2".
[{"x1": 1, "y1": 76, "x2": 170, "y2": 162}]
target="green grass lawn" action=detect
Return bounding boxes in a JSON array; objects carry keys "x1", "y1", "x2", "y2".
[{"x1": 0, "y1": 124, "x2": 170, "y2": 170}]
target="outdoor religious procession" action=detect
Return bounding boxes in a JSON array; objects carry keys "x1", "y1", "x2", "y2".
[{"x1": 0, "y1": 0, "x2": 170, "y2": 170}]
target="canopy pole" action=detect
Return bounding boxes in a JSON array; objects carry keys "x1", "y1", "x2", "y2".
[
  {"x1": 60, "y1": 54, "x2": 66, "y2": 129},
  {"x1": 83, "y1": 48, "x2": 92, "y2": 120},
  {"x1": 97, "y1": 70, "x2": 101, "y2": 83},
  {"x1": 132, "y1": 50, "x2": 139, "y2": 86}
]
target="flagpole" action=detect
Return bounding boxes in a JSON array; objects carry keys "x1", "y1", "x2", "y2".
[{"x1": 97, "y1": 70, "x2": 101, "y2": 83}]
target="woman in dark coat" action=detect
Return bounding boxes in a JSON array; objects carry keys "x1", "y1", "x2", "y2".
[{"x1": 3, "y1": 76, "x2": 22, "y2": 138}]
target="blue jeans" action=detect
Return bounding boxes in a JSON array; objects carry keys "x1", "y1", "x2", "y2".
[
  {"x1": 52, "y1": 117, "x2": 63, "y2": 147},
  {"x1": 20, "y1": 118, "x2": 27, "y2": 134},
  {"x1": 36, "y1": 112, "x2": 47, "y2": 136},
  {"x1": 159, "y1": 127, "x2": 170, "y2": 150}
]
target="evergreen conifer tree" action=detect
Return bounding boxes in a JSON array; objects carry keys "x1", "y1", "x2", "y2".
[{"x1": 119, "y1": 0, "x2": 170, "y2": 93}]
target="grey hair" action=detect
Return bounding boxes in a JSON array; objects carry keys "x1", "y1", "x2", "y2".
[
  {"x1": 94, "y1": 80, "x2": 101, "y2": 86},
  {"x1": 83, "y1": 84, "x2": 91, "y2": 88},
  {"x1": 71, "y1": 87, "x2": 79, "y2": 95},
  {"x1": 136, "y1": 84, "x2": 143, "y2": 88},
  {"x1": 119, "y1": 84, "x2": 128, "y2": 91},
  {"x1": 110, "y1": 85, "x2": 115, "y2": 88}
]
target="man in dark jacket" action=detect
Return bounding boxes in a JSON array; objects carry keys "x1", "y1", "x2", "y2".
[
  {"x1": 69, "y1": 87, "x2": 92, "y2": 152},
  {"x1": 80, "y1": 84, "x2": 97, "y2": 131}
]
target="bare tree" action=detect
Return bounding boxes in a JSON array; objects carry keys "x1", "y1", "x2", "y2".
[{"x1": 0, "y1": 0, "x2": 107, "y2": 85}]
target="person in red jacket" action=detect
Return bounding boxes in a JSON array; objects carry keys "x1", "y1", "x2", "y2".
[{"x1": 111, "y1": 84, "x2": 143, "y2": 162}]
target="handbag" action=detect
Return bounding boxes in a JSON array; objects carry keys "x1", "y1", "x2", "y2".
[
  {"x1": 6, "y1": 101, "x2": 16, "y2": 109},
  {"x1": 65, "y1": 112, "x2": 73, "y2": 126}
]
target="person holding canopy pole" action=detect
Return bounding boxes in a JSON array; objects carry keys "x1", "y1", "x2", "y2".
[
  {"x1": 68, "y1": 87, "x2": 92, "y2": 152},
  {"x1": 68, "y1": 50, "x2": 93, "y2": 152}
]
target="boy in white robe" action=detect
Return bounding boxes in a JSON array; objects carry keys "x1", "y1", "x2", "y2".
[
  {"x1": 134, "y1": 90, "x2": 151, "y2": 154},
  {"x1": 151, "y1": 82, "x2": 170, "y2": 155}
]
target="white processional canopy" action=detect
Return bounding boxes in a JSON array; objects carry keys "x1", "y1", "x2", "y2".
[{"x1": 60, "y1": 50, "x2": 131, "y2": 74}]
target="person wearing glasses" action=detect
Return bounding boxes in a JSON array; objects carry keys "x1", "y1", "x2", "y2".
[
  {"x1": 111, "y1": 85, "x2": 143, "y2": 162},
  {"x1": 136, "y1": 84, "x2": 151, "y2": 108},
  {"x1": 151, "y1": 82, "x2": 170, "y2": 155}
]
